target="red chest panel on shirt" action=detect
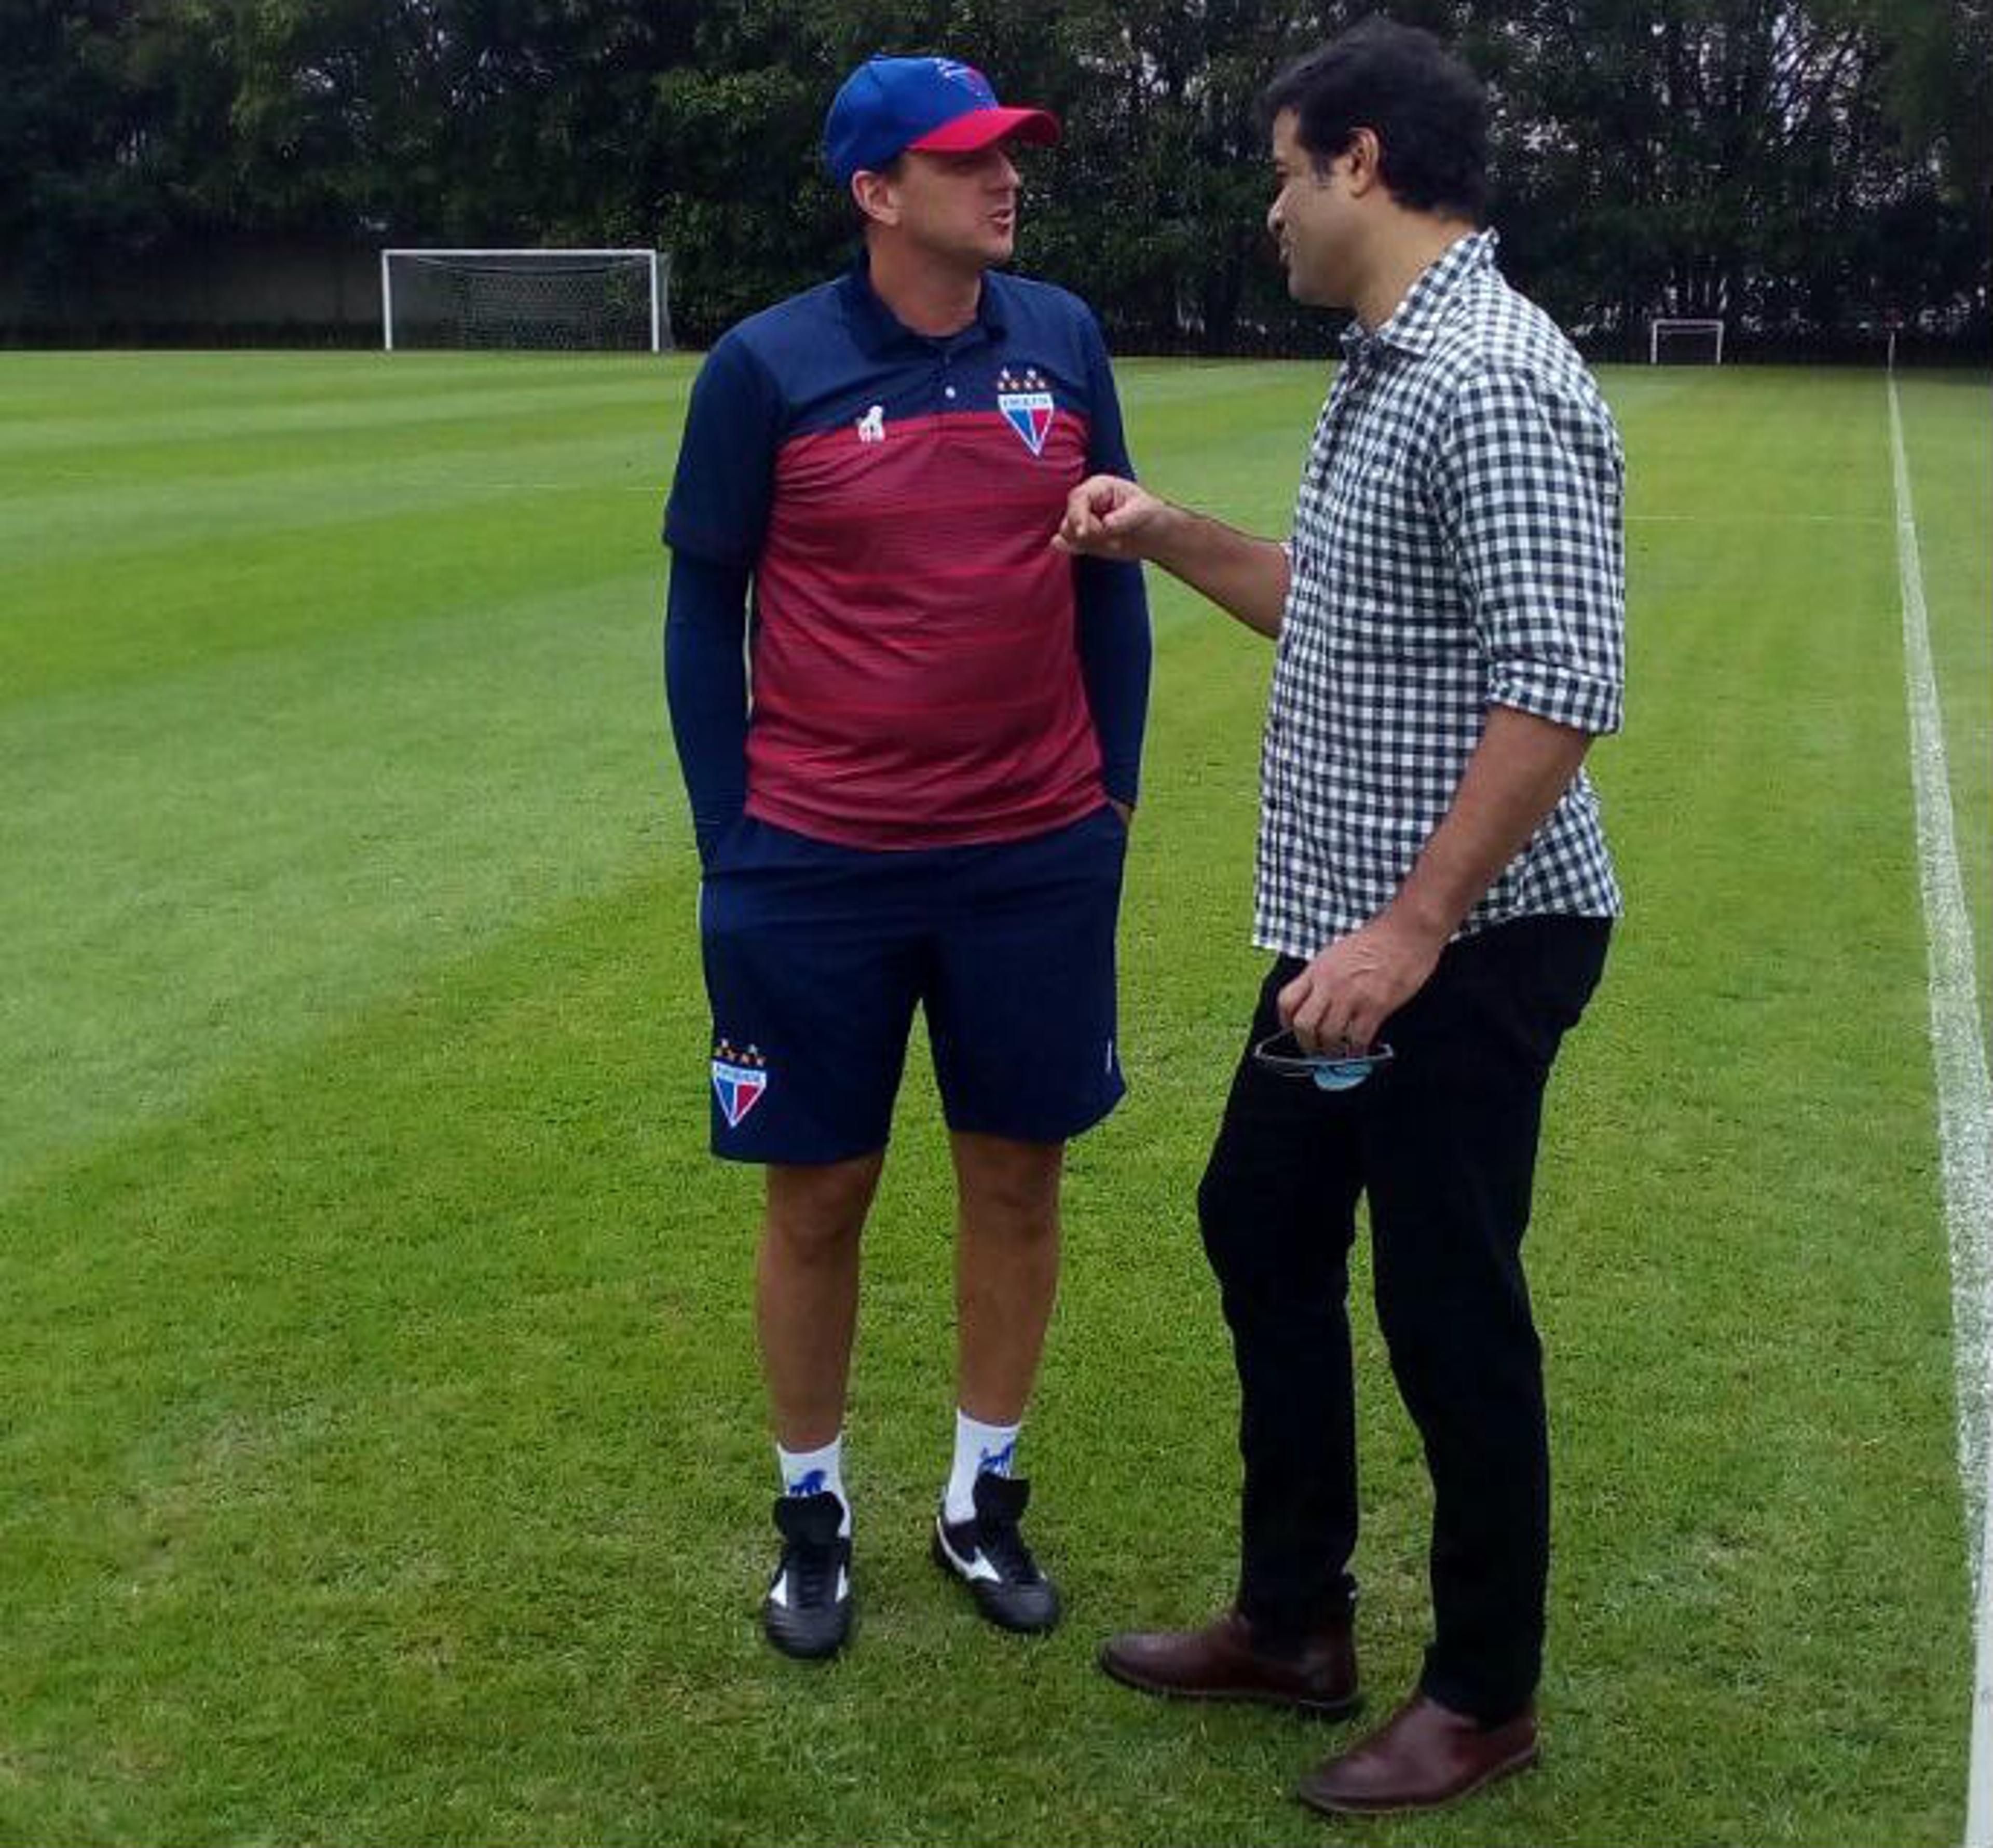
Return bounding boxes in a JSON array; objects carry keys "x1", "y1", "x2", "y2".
[{"x1": 746, "y1": 406, "x2": 1102, "y2": 849}]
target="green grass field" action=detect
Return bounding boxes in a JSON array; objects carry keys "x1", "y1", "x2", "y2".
[{"x1": 2, "y1": 349, "x2": 1987, "y2": 1846}]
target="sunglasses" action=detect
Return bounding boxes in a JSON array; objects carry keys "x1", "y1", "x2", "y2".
[{"x1": 1251, "y1": 1029, "x2": 1396, "y2": 1092}]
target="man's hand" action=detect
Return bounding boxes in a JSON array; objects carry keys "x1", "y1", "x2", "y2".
[
  {"x1": 1054, "y1": 477, "x2": 1289, "y2": 637},
  {"x1": 1054, "y1": 475, "x2": 1173, "y2": 560},
  {"x1": 1277, "y1": 912, "x2": 1446, "y2": 1053}
]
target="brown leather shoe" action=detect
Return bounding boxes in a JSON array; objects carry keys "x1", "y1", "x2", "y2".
[
  {"x1": 1294, "y1": 1693, "x2": 1538, "y2": 1816},
  {"x1": 1099, "y1": 1609, "x2": 1360, "y2": 1718}
]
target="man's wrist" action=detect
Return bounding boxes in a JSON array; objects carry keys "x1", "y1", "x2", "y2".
[
  {"x1": 1381, "y1": 888, "x2": 1457, "y2": 952},
  {"x1": 1141, "y1": 499, "x2": 1196, "y2": 571}
]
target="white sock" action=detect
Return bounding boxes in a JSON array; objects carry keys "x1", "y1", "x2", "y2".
[
  {"x1": 777, "y1": 1436, "x2": 851, "y2": 1538},
  {"x1": 944, "y1": 1410, "x2": 1020, "y2": 1524}
]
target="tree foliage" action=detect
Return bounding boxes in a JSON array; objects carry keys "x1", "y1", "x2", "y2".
[{"x1": 3, "y1": 0, "x2": 1983, "y2": 352}]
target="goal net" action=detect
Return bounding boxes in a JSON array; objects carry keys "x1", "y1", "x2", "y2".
[
  {"x1": 1648, "y1": 317, "x2": 1724, "y2": 365},
  {"x1": 381, "y1": 249, "x2": 668, "y2": 352}
]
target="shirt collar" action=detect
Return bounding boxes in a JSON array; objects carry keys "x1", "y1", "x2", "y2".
[
  {"x1": 1341, "y1": 226, "x2": 1496, "y2": 360},
  {"x1": 838, "y1": 251, "x2": 1009, "y2": 355}
]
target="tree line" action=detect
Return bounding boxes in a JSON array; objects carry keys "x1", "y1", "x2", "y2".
[{"x1": 4, "y1": 0, "x2": 1987, "y2": 356}]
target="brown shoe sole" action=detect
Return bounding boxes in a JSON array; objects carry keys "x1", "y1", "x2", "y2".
[
  {"x1": 1098, "y1": 1645, "x2": 1363, "y2": 1720},
  {"x1": 1293, "y1": 1739, "x2": 1539, "y2": 1817}
]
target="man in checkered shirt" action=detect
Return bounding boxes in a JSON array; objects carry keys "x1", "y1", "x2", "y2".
[{"x1": 1057, "y1": 18, "x2": 1623, "y2": 1820}]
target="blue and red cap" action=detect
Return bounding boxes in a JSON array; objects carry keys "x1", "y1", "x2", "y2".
[{"x1": 825, "y1": 55, "x2": 1060, "y2": 191}]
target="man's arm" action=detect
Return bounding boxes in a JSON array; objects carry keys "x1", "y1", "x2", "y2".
[
  {"x1": 1074, "y1": 556, "x2": 1151, "y2": 822},
  {"x1": 1055, "y1": 475, "x2": 1290, "y2": 640},
  {"x1": 659, "y1": 331, "x2": 779, "y2": 865},
  {"x1": 1284, "y1": 365, "x2": 1626, "y2": 1052},
  {"x1": 1277, "y1": 705, "x2": 1593, "y2": 1051},
  {"x1": 663, "y1": 553, "x2": 750, "y2": 866},
  {"x1": 1071, "y1": 319, "x2": 1154, "y2": 819}
]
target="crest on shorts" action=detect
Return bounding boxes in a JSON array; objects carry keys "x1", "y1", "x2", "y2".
[
  {"x1": 711, "y1": 1040, "x2": 768, "y2": 1127},
  {"x1": 995, "y1": 367, "x2": 1055, "y2": 456}
]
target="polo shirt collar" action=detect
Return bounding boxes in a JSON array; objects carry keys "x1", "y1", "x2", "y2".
[
  {"x1": 839, "y1": 252, "x2": 1009, "y2": 354},
  {"x1": 1342, "y1": 226, "x2": 1496, "y2": 361}
]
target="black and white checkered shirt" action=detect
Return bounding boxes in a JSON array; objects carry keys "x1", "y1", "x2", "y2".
[{"x1": 1257, "y1": 229, "x2": 1625, "y2": 959}]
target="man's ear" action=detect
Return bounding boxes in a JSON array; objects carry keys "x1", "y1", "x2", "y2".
[
  {"x1": 851, "y1": 168, "x2": 899, "y2": 228},
  {"x1": 1343, "y1": 126, "x2": 1384, "y2": 198}
]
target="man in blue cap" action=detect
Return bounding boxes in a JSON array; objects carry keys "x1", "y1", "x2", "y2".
[{"x1": 663, "y1": 55, "x2": 1150, "y2": 1660}]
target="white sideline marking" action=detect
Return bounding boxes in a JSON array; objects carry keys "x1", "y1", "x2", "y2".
[
  {"x1": 1624, "y1": 511, "x2": 1890, "y2": 525},
  {"x1": 1889, "y1": 373, "x2": 1993, "y2": 1848}
]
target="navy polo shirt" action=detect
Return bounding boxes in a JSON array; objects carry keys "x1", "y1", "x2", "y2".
[{"x1": 664, "y1": 260, "x2": 1149, "y2": 850}]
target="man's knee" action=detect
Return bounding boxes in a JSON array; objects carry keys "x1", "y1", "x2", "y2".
[
  {"x1": 953, "y1": 1134, "x2": 1062, "y2": 1237},
  {"x1": 765, "y1": 1157, "x2": 881, "y2": 1261}
]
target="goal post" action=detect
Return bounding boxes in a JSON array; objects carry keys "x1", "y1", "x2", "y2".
[
  {"x1": 1648, "y1": 317, "x2": 1725, "y2": 365},
  {"x1": 380, "y1": 248, "x2": 669, "y2": 352}
]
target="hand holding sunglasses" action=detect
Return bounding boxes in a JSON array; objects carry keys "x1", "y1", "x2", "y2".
[{"x1": 1251, "y1": 1028, "x2": 1396, "y2": 1092}]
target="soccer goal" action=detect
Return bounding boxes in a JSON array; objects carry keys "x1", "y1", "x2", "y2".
[
  {"x1": 1648, "y1": 317, "x2": 1724, "y2": 365},
  {"x1": 380, "y1": 249, "x2": 669, "y2": 352}
]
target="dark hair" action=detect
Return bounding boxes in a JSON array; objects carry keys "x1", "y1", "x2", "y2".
[{"x1": 1261, "y1": 16, "x2": 1487, "y2": 222}]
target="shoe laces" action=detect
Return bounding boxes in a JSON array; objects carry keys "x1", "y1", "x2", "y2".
[
  {"x1": 967, "y1": 1475, "x2": 1041, "y2": 1584},
  {"x1": 773, "y1": 1492, "x2": 844, "y2": 1606},
  {"x1": 783, "y1": 1534, "x2": 840, "y2": 1606},
  {"x1": 975, "y1": 1515, "x2": 1041, "y2": 1585}
]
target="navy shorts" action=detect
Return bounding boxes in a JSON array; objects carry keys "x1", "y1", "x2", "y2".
[{"x1": 698, "y1": 807, "x2": 1129, "y2": 1163}]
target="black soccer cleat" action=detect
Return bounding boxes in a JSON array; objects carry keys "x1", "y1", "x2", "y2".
[
  {"x1": 931, "y1": 1473, "x2": 1060, "y2": 1634},
  {"x1": 763, "y1": 1489, "x2": 853, "y2": 1660}
]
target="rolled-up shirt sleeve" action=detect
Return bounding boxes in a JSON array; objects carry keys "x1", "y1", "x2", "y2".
[{"x1": 1428, "y1": 366, "x2": 1626, "y2": 736}]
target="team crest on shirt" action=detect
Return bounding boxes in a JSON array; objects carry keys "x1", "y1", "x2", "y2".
[
  {"x1": 995, "y1": 367, "x2": 1055, "y2": 455},
  {"x1": 711, "y1": 1040, "x2": 769, "y2": 1127}
]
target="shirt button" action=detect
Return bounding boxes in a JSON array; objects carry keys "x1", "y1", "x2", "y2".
[{"x1": 944, "y1": 386, "x2": 957, "y2": 399}]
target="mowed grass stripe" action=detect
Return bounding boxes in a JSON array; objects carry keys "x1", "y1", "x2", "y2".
[
  {"x1": 3, "y1": 427, "x2": 675, "y2": 569},
  {"x1": 3, "y1": 571, "x2": 678, "y2": 1185},
  {"x1": 0, "y1": 351, "x2": 678, "y2": 453},
  {"x1": 3, "y1": 359, "x2": 690, "y2": 704},
  {"x1": 5, "y1": 355, "x2": 691, "y2": 1173},
  {"x1": 1541, "y1": 368, "x2": 1962, "y2": 1842},
  {"x1": 0, "y1": 362, "x2": 684, "y2": 487},
  {"x1": 7, "y1": 486, "x2": 661, "y2": 698},
  {"x1": 1897, "y1": 371, "x2": 1992, "y2": 1043},
  {"x1": 0, "y1": 355, "x2": 1975, "y2": 1844}
]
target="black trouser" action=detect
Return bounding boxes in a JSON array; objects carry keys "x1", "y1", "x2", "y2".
[{"x1": 1197, "y1": 917, "x2": 1609, "y2": 1722}]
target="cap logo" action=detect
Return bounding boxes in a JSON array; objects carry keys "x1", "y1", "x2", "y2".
[
  {"x1": 996, "y1": 367, "x2": 1055, "y2": 456},
  {"x1": 934, "y1": 60, "x2": 994, "y2": 101}
]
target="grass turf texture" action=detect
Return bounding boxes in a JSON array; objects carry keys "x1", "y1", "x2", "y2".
[{"x1": 1, "y1": 351, "x2": 1985, "y2": 1845}]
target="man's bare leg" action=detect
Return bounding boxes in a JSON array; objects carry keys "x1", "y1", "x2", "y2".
[
  {"x1": 756, "y1": 1153, "x2": 883, "y2": 1659},
  {"x1": 933, "y1": 1131, "x2": 1066, "y2": 1633},
  {"x1": 757, "y1": 1153, "x2": 884, "y2": 1448},
  {"x1": 951, "y1": 1131, "x2": 1064, "y2": 1422}
]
